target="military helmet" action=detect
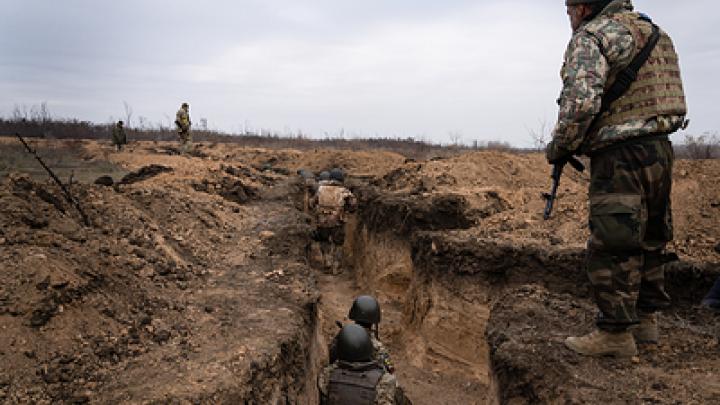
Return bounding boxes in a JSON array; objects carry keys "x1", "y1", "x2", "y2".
[
  {"x1": 330, "y1": 168, "x2": 344, "y2": 183},
  {"x1": 319, "y1": 171, "x2": 331, "y2": 181},
  {"x1": 337, "y1": 324, "x2": 374, "y2": 362},
  {"x1": 118, "y1": 120, "x2": 124, "y2": 125},
  {"x1": 181, "y1": 102, "x2": 189, "y2": 108},
  {"x1": 348, "y1": 295, "x2": 381, "y2": 326}
]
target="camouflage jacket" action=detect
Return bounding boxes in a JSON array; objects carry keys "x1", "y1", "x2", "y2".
[
  {"x1": 318, "y1": 362, "x2": 402, "y2": 405},
  {"x1": 551, "y1": 0, "x2": 686, "y2": 154},
  {"x1": 175, "y1": 108, "x2": 191, "y2": 132}
]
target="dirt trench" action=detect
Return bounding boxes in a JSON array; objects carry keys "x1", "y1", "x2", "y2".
[
  {"x1": 312, "y1": 186, "x2": 720, "y2": 405},
  {"x1": 311, "y1": 193, "x2": 494, "y2": 405}
]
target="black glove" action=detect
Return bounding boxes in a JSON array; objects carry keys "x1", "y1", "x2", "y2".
[{"x1": 545, "y1": 139, "x2": 573, "y2": 164}]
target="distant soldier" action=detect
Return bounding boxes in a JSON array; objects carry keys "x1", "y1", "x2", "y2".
[
  {"x1": 310, "y1": 168, "x2": 357, "y2": 274},
  {"x1": 546, "y1": 0, "x2": 687, "y2": 357},
  {"x1": 330, "y1": 296, "x2": 394, "y2": 374},
  {"x1": 175, "y1": 102, "x2": 192, "y2": 152},
  {"x1": 318, "y1": 324, "x2": 408, "y2": 405},
  {"x1": 111, "y1": 120, "x2": 127, "y2": 151}
]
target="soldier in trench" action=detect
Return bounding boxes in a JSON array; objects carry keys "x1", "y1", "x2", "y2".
[
  {"x1": 329, "y1": 296, "x2": 394, "y2": 374},
  {"x1": 546, "y1": 0, "x2": 687, "y2": 357},
  {"x1": 318, "y1": 324, "x2": 408, "y2": 405},
  {"x1": 309, "y1": 168, "x2": 357, "y2": 274}
]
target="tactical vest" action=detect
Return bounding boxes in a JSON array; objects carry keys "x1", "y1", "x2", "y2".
[
  {"x1": 316, "y1": 185, "x2": 347, "y2": 228},
  {"x1": 587, "y1": 13, "x2": 686, "y2": 130},
  {"x1": 327, "y1": 364, "x2": 384, "y2": 405}
]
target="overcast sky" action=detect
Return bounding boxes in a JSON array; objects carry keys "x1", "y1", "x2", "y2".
[{"x1": 1, "y1": 1, "x2": 717, "y2": 146}]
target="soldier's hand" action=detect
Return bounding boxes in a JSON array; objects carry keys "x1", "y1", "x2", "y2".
[{"x1": 545, "y1": 139, "x2": 573, "y2": 164}]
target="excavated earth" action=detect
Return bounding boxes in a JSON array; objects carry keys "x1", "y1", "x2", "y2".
[{"x1": 1, "y1": 137, "x2": 719, "y2": 404}]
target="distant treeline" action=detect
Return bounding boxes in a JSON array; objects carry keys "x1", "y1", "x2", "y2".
[
  {"x1": 0, "y1": 117, "x2": 717, "y2": 160},
  {"x1": 0, "y1": 117, "x2": 516, "y2": 159}
]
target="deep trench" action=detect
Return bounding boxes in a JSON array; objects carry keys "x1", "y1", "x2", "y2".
[
  {"x1": 306, "y1": 215, "x2": 494, "y2": 405},
  {"x1": 295, "y1": 189, "x2": 720, "y2": 404}
]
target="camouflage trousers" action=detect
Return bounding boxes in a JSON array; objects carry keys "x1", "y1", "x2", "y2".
[
  {"x1": 310, "y1": 226, "x2": 345, "y2": 274},
  {"x1": 587, "y1": 137, "x2": 673, "y2": 332},
  {"x1": 177, "y1": 130, "x2": 192, "y2": 151}
]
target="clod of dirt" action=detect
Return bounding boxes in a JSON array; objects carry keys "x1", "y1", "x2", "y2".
[
  {"x1": 94, "y1": 176, "x2": 114, "y2": 187},
  {"x1": 119, "y1": 165, "x2": 173, "y2": 185},
  {"x1": 192, "y1": 176, "x2": 258, "y2": 204}
]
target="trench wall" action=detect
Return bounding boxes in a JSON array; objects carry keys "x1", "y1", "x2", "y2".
[{"x1": 348, "y1": 189, "x2": 720, "y2": 404}]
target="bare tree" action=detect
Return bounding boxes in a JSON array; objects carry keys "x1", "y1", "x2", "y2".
[
  {"x1": 448, "y1": 131, "x2": 463, "y2": 147},
  {"x1": 199, "y1": 118, "x2": 208, "y2": 131},
  {"x1": 685, "y1": 132, "x2": 720, "y2": 159},
  {"x1": 527, "y1": 118, "x2": 550, "y2": 150},
  {"x1": 12, "y1": 104, "x2": 29, "y2": 121},
  {"x1": 123, "y1": 101, "x2": 133, "y2": 128},
  {"x1": 137, "y1": 116, "x2": 149, "y2": 130}
]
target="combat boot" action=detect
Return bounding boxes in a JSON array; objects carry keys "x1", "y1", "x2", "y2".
[
  {"x1": 564, "y1": 329, "x2": 637, "y2": 357},
  {"x1": 631, "y1": 312, "x2": 659, "y2": 344}
]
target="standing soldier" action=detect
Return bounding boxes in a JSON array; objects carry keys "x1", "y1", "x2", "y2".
[
  {"x1": 318, "y1": 324, "x2": 408, "y2": 405},
  {"x1": 175, "y1": 102, "x2": 192, "y2": 153},
  {"x1": 310, "y1": 168, "x2": 357, "y2": 274},
  {"x1": 546, "y1": 0, "x2": 687, "y2": 357},
  {"x1": 111, "y1": 120, "x2": 127, "y2": 151}
]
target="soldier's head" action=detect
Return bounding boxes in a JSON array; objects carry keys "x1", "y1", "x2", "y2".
[
  {"x1": 181, "y1": 102, "x2": 189, "y2": 110},
  {"x1": 118, "y1": 120, "x2": 124, "y2": 127},
  {"x1": 337, "y1": 324, "x2": 374, "y2": 363},
  {"x1": 565, "y1": 0, "x2": 612, "y2": 31},
  {"x1": 330, "y1": 168, "x2": 345, "y2": 183},
  {"x1": 319, "y1": 171, "x2": 331, "y2": 182},
  {"x1": 348, "y1": 295, "x2": 381, "y2": 329}
]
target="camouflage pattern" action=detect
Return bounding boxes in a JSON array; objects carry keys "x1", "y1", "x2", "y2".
[
  {"x1": 111, "y1": 123, "x2": 127, "y2": 150},
  {"x1": 175, "y1": 105, "x2": 192, "y2": 151},
  {"x1": 314, "y1": 183, "x2": 357, "y2": 228},
  {"x1": 587, "y1": 138, "x2": 673, "y2": 331},
  {"x1": 551, "y1": 0, "x2": 686, "y2": 155},
  {"x1": 318, "y1": 362, "x2": 403, "y2": 405}
]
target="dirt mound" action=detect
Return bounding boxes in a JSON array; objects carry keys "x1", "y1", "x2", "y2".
[{"x1": 0, "y1": 149, "x2": 316, "y2": 403}]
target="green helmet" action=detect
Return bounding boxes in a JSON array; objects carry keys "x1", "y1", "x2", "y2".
[
  {"x1": 337, "y1": 324, "x2": 373, "y2": 362},
  {"x1": 330, "y1": 168, "x2": 344, "y2": 183},
  {"x1": 348, "y1": 295, "x2": 381, "y2": 326}
]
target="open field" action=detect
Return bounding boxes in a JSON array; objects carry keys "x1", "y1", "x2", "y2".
[{"x1": 0, "y1": 138, "x2": 718, "y2": 404}]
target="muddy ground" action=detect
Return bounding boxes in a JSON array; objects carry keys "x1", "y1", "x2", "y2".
[{"x1": 1, "y1": 136, "x2": 719, "y2": 404}]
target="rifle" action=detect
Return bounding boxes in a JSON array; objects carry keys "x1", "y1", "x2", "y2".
[
  {"x1": 15, "y1": 133, "x2": 91, "y2": 226},
  {"x1": 542, "y1": 156, "x2": 584, "y2": 220}
]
